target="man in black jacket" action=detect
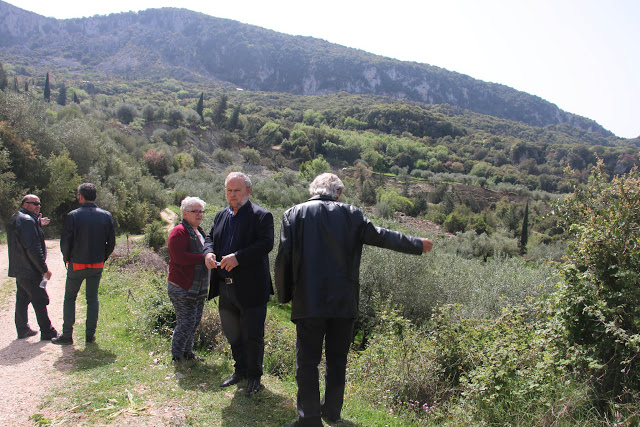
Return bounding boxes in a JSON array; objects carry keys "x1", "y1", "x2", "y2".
[
  {"x1": 204, "y1": 172, "x2": 274, "y2": 397},
  {"x1": 7, "y1": 194, "x2": 58, "y2": 340},
  {"x1": 275, "y1": 173, "x2": 433, "y2": 427},
  {"x1": 52, "y1": 183, "x2": 115, "y2": 346}
]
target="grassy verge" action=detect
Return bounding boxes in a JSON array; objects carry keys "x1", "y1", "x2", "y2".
[{"x1": 38, "y1": 249, "x2": 426, "y2": 426}]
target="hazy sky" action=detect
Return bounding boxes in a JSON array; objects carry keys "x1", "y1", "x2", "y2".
[{"x1": 7, "y1": 0, "x2": 640, "y2": 138}]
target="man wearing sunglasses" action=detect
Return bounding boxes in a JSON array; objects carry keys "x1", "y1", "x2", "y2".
[{"x1": 7, "y1": 194, "x2": 58, "y2": 341}]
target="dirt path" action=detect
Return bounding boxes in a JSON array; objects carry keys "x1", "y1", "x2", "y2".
[{"x1": 0, "y1": 240, "x2": 72, "y2": 426}]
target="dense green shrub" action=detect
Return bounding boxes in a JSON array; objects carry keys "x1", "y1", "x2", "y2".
[
  {"x1": 444, "y1": 211, "x2": 467, "y2": 233},
  {"x1": 144, "y1": 221, "x2": 167, "y2": 251},
  {"x1": 351, "y1": 300, "x2": 443, "y2": 414},
  {"x1": 116, "y1": 102, "x2": 137, "y2": 124},
  {"x1": 557, "y1": 161, "x2": 640, "y2": 401},
  {"x1": 212, "y1": 148, "x2": 233, "y2": 164},
  {"x1": 240, "y1": 147, "x2": 261, "y2": 165},
  {"x1": 428, "y1": 304, "x2": 593, "y2": 425}
]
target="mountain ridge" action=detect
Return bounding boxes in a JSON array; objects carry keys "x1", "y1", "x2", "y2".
[{"x1": 0, "y1": 1, "x2": 613, "y2": 137}]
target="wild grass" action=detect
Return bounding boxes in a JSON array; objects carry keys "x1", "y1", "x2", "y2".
[
  {"x1": 43, "y1": 242, "x2": 423, "y2": 426},
  {"x1": 39, "y1": 222, "x2": 638, "y2": 426}
]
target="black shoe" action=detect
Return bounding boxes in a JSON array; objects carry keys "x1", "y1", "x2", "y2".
[
  {"x1": 183, "y1": 351, "x2": 204, "y2": 361},
  {"x1": 41, "y1": 329, "x2": 59, "y2": 341},
  {"x1": 18, "y1": 329, "x2": 38, "y2": 339},
  {"x1": 245, "y1": 378, "x2": 262, "y2": 397},
  {"x1": 220, "y1": 372, "x2": 245, "y2": 387},
  {"x1": 321, "y1": 408, "x2": 341, "y2": 423},
  {"x1": 85, "y1": 335, "x2": 95, "y2": 344},
  {"x1": 322, "y1": 414, "x2": 340, "y2": 423},
  {"x1": 51, "y1": 335, "x2": 73, "y2": 345}
]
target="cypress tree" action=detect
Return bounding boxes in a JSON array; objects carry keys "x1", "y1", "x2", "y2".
[
  {"x1": 73, "y1": 92, "x2": 80, "y2": 104},
  {"x1": 227, "y1": 102, "x2": 242, "y2": 130},
  {"x1": 520, "y1": 200, "x2": 529, "y2": 254},
  {"x1": 44, "y1": 72, "x2": 50, "y2": 102},
  {"x1": 196, "y1": 92, "x2": 204, "y2": 121},
  {"x1": 213, "y1": 94, "x2": 228, "y2": 126},
  {"x1": 56, "y1": 82, "x2": 67, "y2": 106},
  {"x1": 0, "y1": 62, "x2": 7, "y2": 90}
]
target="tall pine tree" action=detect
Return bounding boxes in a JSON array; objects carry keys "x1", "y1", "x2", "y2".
[{"x1": 44, "y1": 72, "x2": 50, "y2": 102}]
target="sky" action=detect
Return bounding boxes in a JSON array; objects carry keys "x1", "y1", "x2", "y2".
[{"x1": 6, "y1": 0, "x2": 640, "y2": 139}]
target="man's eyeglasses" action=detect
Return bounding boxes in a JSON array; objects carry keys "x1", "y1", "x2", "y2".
[
  {"x1": 186, "y1": 210, "x2": 205, "y2": 215},
  {"x1": 25, "y1": 201, "x2": 41, "y2": 206}
]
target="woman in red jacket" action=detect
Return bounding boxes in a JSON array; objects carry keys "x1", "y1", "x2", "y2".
[{"x1": 167, "y1": 196, "x2": 209, "y2": 362}]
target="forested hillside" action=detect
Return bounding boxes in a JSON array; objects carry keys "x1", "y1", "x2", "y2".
[
  {"x1": 1, "y1": 61, "x2": 638, "y2": 265},
  {"x1": 0, "y1": 0, "x2": 616, "y2": 134}
]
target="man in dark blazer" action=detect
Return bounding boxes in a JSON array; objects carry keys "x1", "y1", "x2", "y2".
[
  {"x1": 204, "y1": 172, "x2": 274, "y2": 397},
  {"x1": 275, "y1": 173, "x2": 433, "y2": 426}
]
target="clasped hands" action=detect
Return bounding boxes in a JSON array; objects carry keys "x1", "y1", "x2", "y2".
[{"x1": 205, "y1": 252, "x2": 238, "y2": 271}]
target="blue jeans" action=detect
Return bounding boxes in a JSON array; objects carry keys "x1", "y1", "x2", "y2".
[{"x1": 62, "y1": 265, "x2": 103, "y2": 338}]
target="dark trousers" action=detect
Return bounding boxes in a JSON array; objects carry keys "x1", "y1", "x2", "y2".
[
  {"x1": 294, "y1": 317, "x2": 354, "y2": 426},
  {"x1": 218, "y1": 283, "x2": 267, "y2": 379},
  {"x1": 15, "y1": 276, "x2": 55, "y2": 336},
  {"x1": 167, "y1": 282, "x2": 205, "y2": 359},
  {"x1": 62, "y1": 265, "x2": 103, "y2": 338}
]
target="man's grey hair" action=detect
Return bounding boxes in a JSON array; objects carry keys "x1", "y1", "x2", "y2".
[
  {"x1": 225, "y1": 172, "x2": 252, "y2": 189},
  {"x1": 309, "y1": 173, "x2": 344, "y2": 199},
  {"x1": 180, "y1": 196, "x2": 206, "y2": 214}
]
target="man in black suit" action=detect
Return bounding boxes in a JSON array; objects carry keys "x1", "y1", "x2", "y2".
[{"x1": 204, "y1": 172, "x2": 274, "y2": 397}]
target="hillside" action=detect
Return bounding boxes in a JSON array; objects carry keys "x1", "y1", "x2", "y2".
[{"x1": 0, "y1": 0, "x2": 612, "y2": 135}]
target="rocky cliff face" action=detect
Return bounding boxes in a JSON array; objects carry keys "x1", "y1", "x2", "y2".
[{"x1": 0, "y1": 0, "x2": 611, "y2": 136}]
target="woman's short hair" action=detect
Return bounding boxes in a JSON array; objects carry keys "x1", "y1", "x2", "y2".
[
  {"x1": 180, "y1": 196, "x2": 206, "y2": 214},
  {"x1": 309, "y1": 173, "x2": 344, "y2": 199}
]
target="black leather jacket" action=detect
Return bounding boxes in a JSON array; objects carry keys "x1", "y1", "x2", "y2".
[
  {"x1": 275, "y1": 196, "x2": 423, "y2": 320},
  {"x1": 60, "y1": 202, "x2": 116, "y2": 264},
  {"x1": 7, "y1": 208, "x2": 47, "y2": 278}
]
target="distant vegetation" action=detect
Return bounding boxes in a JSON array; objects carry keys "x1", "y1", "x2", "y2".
[
  {"x1": 0, "y1": 2, "x2": 616, "y2": 134},
  {"x1": 2, "y1": 58, "x2": 640, "y2": 423}
]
